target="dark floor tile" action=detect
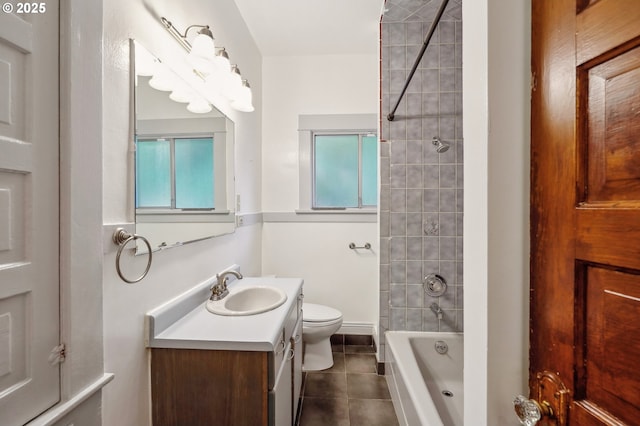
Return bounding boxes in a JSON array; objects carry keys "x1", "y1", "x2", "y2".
[
  {"x1": 304, "y1": 372, "x2": 348, "y2": 398},
  {"x1": 349, "y1": 399, "x2": 399, "y2": 426},
  {"x1": 345, "y1": 334, "x2": 373, "y2": 346},
  {"x1": 324, "y1": 353, "x2": 345, "y2": 373},
  {"x1": 299, "y1": 397, "x2": 350, "y2": 426},
  {"x1": 345, "y1": 353, "x2": 377, "y2": 374},
  {"x1": 345, "y1": 344, "x2": 375, "y2": 354},
  {"x1": 347, "y1": 374, "x2": 392, "y2": 399}
]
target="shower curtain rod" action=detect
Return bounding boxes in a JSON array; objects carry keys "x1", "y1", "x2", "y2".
[{"x1": 387, "y1": 0, "x2": 450, "y2": 121}]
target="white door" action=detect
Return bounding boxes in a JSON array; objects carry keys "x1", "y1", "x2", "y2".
[{"x1": 0, "y1": 3, "x2": 60, "y2": 425}]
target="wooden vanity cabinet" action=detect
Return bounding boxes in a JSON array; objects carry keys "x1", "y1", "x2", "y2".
[
  {"x1": 150, "y1": 290, "x2": 304, "y2": 426},
  {"x1": 151, "y1": 348, "x2": 269, "y2": 425}
]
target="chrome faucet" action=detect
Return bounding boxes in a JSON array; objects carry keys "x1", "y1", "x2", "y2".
[
  {"x1": 430, "y1": 302, "x2": 443, "y2": 320},
  {"x1": 209, "y1": 270, "x2": 243, "y2": 301}
]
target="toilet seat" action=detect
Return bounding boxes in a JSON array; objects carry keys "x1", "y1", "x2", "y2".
[{"x1": 303, "y1": 303, "x2": 342, "y2": 323}]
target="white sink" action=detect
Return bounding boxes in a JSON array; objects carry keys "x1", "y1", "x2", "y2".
[{"x1": 206, "y1": 286, "x2": 288, "y2": 316}]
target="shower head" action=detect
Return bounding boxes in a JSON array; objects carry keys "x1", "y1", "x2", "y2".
[{"x1": 432, "y1": 137, "x2": 450, "y2": 153}]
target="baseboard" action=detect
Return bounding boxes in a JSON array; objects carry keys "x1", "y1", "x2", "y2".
[{"x1": 338, "y1": 321, "x2": 375, "y2": 336}]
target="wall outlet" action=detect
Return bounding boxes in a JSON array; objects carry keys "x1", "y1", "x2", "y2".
[{"x1": 237, "y1": 215, "x2": 244, "y2": 226}]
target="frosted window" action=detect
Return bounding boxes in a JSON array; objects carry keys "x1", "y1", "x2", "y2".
[
  {"x1": 175, "y1": 138, "x2": 214, "y2": 208},
  {"x1": 136, "y1": 139, "x2": 171, "y2": 207},
  {"x1": 312, "y1": 133, "x2": 378, "y2": 209},
  {"x1": 136, "y1": 136, "x2": 215, "y2": 210},
  {"x1": 314, "y1": 135, "x2": 359, "y2": 207}
]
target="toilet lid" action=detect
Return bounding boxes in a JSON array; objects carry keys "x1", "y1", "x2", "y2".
[{"x1": 303, "y1": 303, "x2": 342, "y2": 322}]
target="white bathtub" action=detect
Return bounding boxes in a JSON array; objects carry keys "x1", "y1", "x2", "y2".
[{"x1": 385, "y1": 331, "x2": 463, "y2": 426}]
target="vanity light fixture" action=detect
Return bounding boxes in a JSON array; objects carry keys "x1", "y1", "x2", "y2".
[
  {"x1": 222, "y1": 65, "x2": 243, "y2": 99},
  {"x1": 160, "y1": 17, "x2": 216, "y2": 75},
  {"x1": 160, "y1": 16, "x2": 254, "y2": 113},
  {"x1": 186, "y1": 97, "x2": 213, "y2": 114},
  {"x1": 169, "y1": 83, "x2": 196, "y2": 104},
  {"x1": 214, "y1": 48, "x2": 231, "y2": 74},
  {"x1": 160, "y1": 18, "x2": 214, "y2": 58},
  {"x1": 148, "y1": 62, "x2": 176, "y2": 92},
  {"x1": 230, "y1": 80, "x2": 255, "y2": 112}
]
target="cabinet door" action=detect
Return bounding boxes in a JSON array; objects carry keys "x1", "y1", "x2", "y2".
[
  {"x1": 270, "y1": 341, "x2": 293, "y2": 426},
  {"x1": 151, "y1": 349, "x2": 269, "y2": 425},
  {"x1": 291, "y1": 316, "x2": 303, "y2": 420}
]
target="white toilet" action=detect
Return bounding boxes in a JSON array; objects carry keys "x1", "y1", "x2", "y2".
[{"x1": 302, "y1": 303, "x2": 343, "y2": 371}]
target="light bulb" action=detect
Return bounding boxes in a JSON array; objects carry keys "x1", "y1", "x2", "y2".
[
  {"x1": 186, "y1": 97, "x2": 212, "y2": 114},
  {"x1": 187, "y1": 28, "x2": 216, "y2": 75},
  {"x1": 214, "y1": 48, "x2": 231, "y2": 75},
  {"x1": 190, "y1": 30, "x2": 215, "y2": 59},
  {"x1": 148, "y1": 63, "x2": 175, "y2": 92},
  {"x1": 169, "y1": 84, "x2": 194, "y2": 103},
  {"x1": 222, "y1": 65, "x2": 243, "y2": 100},
  {"x1": 230, "y1": 80, "x2": 254, "y2": 112}
]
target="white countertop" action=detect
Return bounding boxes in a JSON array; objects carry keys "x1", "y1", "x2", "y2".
[{"x1": 146, "y1": 275, "x2": 303, "y2": 352}]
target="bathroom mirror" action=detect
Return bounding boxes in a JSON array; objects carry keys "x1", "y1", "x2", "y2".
[{"x1": 132, "y1": 41, "x2": 235, "y2": 253}]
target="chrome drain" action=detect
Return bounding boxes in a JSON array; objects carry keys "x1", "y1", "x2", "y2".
[{"x1": 442, "y1": 390, "x2": 454, "y2": 397}]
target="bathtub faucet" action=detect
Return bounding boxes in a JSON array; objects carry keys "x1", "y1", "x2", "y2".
[
  {"x1": 210, "y1": 270, "x2": 243, "y2": 301},
  {"x1": 430, "y1": 303, "x2": 443, "y2": 320}
]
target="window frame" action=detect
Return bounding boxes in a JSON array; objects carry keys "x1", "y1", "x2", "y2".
[
  {"x1": 136, "y1": 135, "x2": 215, "y2": 211},
  {"x1": 311, "y1": 131, "x2": 378, "y2": 209},
  {"x1": 135, "y1": 131, "x2": 230, "y2": 220},
  {"x1": 298, "y1": 114, "x2": 378, "y2": 214}
]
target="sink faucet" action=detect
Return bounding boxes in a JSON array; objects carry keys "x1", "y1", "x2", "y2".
[
  {"x1": 210, "y1": 270, "x2": 243, "y2": 301},
  {"x1": 430, "y1": 302, "x2": 443, "y2": 320}
]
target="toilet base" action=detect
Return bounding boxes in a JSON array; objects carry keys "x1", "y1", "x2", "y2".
[{"x1": 302, "y1": 339, "x2": 334, "y2": 371}]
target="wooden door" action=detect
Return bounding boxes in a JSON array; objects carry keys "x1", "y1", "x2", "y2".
[
  {"x1": 529, "y1": 0, "x2": 640, "y2": 424},
  {"x1": 0, "y1": 4, "x2": 60, "y2": 424}
]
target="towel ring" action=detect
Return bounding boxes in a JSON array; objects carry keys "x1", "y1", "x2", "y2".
[{"x1": 113, "y1": 228, "x2": 152, "y2": 284}]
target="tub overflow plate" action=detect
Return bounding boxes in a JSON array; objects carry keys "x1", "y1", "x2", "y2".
[{"x1": 434, "y1": 340, "x2": 449, "y2": 355}]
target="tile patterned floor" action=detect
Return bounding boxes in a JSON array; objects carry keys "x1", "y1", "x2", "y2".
[{"x1": 297, "y1": 335, "x2": 399, "y2": 426}]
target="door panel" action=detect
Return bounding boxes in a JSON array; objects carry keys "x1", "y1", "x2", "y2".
[
  {"x1": 531, "y1": 0, "x2": 640, "y2": 425},
  {"x1": 581, "y1": 45, "x2": 640, "y2": 203},
  {"x1": 579, "y1": 266, "x2": 640, "y2": 424},
  {"x1": 0, "y1": 5, "x2": 60, "y2": 425}
]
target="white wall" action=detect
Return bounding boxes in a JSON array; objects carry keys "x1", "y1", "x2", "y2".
[
  {"x1": 464, "y1": 0, "x2": 530, "y2": 424},
  {"x1": 261, "y1": 55, "x2": 380, "y2": 329},
  {"x1": 263, "y1": 222, "x2": 378, "y2": 325},
  {"x1": 101, "y1": 0, "x2": 262, "y2": 425}
]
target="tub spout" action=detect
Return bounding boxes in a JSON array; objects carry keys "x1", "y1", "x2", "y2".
[{"x1": 430, "y1": 303, "x2": 443, "y2": 320}]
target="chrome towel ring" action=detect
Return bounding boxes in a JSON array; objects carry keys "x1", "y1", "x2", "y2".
[{"x1": 112, "y1": 228, "x2": 152, "y2": 283}]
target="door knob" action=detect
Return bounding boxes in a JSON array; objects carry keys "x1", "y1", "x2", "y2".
[
  {"x1": 513, "y1": 371, "x2": 570, "y2": 426},
  {"x1": 513, "y1": 395, "x2": 553, "y2": 425}
]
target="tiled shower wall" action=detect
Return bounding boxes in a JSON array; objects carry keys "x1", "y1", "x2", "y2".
[{"x1": 379, "y1": 0, "x2": 463, "y2": 356}]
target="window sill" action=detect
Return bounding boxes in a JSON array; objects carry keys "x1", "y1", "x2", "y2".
[
  {"x1": 295, "y1": 209, "x2": 377, "y2": 215},
  {"x1": 263, "y1": 210, "x2": 377, "y2": 223}
]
